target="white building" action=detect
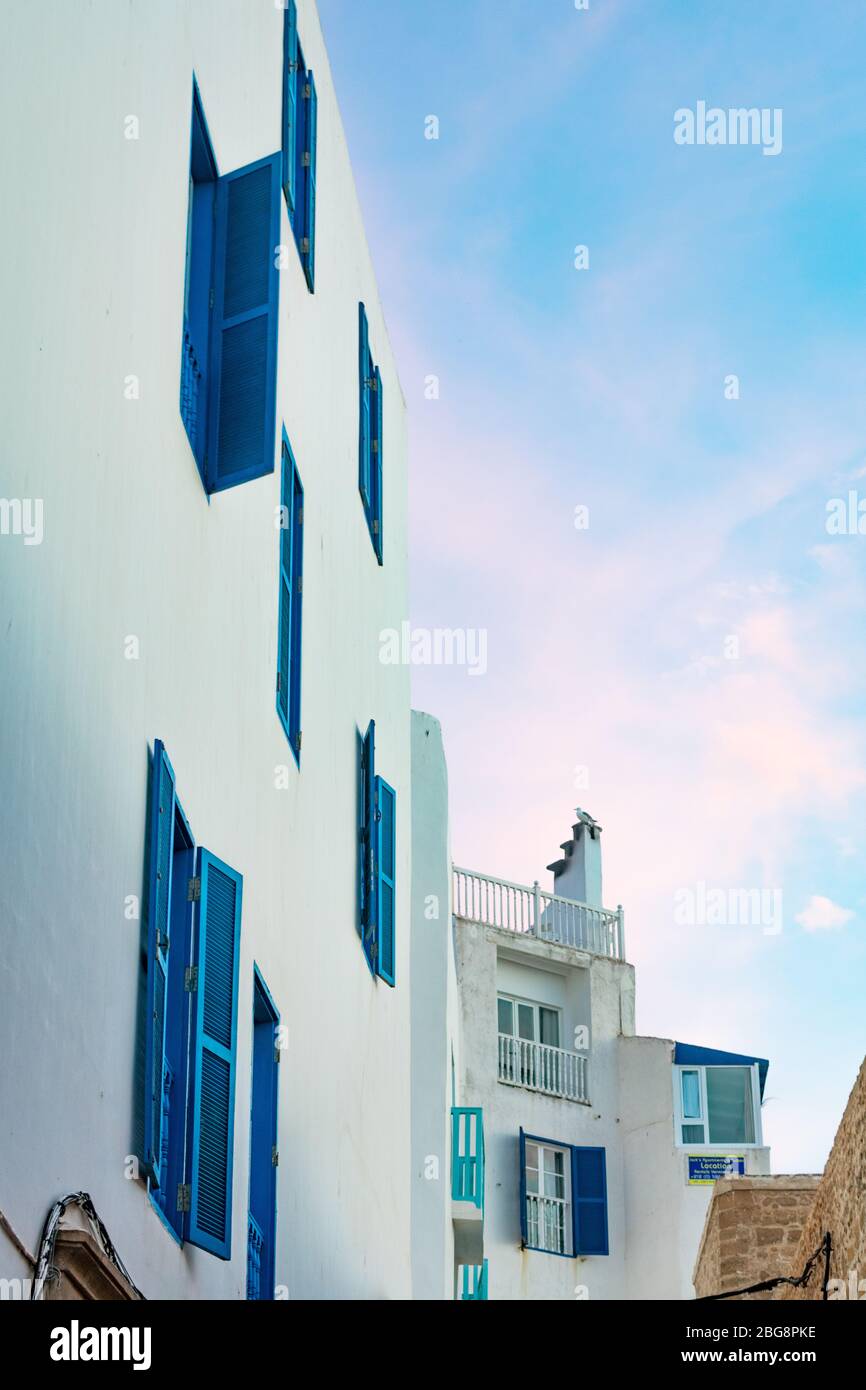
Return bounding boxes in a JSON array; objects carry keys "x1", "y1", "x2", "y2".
[
  {"x1": 0, "y1": 0, "x2": 412, "y2": 1300},
  {"x1": 410, "y1": 717, "x2": 771, "y2": 1300}
]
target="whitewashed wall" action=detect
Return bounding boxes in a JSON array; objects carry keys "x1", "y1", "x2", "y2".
[{"x1": 0, "y1": 0, "x2": 411, "y2": 1299}]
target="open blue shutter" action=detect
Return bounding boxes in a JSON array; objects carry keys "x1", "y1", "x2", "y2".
[
  {"x1": 144, "y1": 740, "x2": 176, "y2": 1187},
  {"x1": 358, "y1": 304, "x2": 371, "y2": 507},
  {"x1": 361, "y1": 721, "x2": 377, "y2": 973},
  {"x1": 208, "y1": 154, "x2": 281, "y2": 492},
  {"x1": 376, "y1": 777, "x2": 396, "y2": 986},
  {"x1": 302, "y1": 71, "x2": 317, "y2": 291},
  {"x1": 373, "y1": 365, "x2": 383, "y2": 564},
  {"x1": 187, "y1": 849, "x2": 243, "y2": 1259},
  {"x1": 276, "y1": 443, "x2": 292, "y2": 737},
  {"x1": 571, "y1": 1146, "x2": 609, "y2": 1256},
  {"x1": 281, "y1": 1, "x2": 298, "y2": 212},
  {"x1": 519, "y1": 1128, "x2": 528, "y2": 1246}
]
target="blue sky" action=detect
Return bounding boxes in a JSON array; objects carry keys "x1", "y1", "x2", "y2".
[{"x1": 318, "y1": 0, "x2": 866, "y2": 1170}]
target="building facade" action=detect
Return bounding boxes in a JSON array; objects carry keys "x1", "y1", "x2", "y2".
[
  {"x1": 410, "y1": 720, "x2": 772, "y2": 1300},
  {"x1": 0, "y1": 0, "x2": 412, "y2": 1300}
]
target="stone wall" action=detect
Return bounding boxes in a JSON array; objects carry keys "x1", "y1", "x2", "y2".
[
  {"x1": 693, "y1": 1177, "x2": 821, "y2": 1300},
  {"x1": 782, "y1": 1058, "x2": 866, "y2": 1301}
]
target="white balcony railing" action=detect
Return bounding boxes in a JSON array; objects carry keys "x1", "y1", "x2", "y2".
[
  {"x1": 498, "y1": 1034, "x2": 589, "y2": 1104},
  {"x1": 453, "y1": 867, "x2": 624, "y2": 961},
  {"x1": 526, "y1": 1194, "x2": 569, "y2": 1255}
]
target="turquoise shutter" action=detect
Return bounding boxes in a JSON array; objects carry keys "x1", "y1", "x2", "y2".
[
  {"x1": 361, "y1": 721, "x2": 377, "y2": 974},
  {"x1": 208, "y1": 154, "x2": 281, "y2": 492},
  {"x1": 519, "y1": 1128, "x2": 528, "y2": 1246},
  {"x1": 302, "y1": 71, "x2": 317, "y2": 291},
  {"x1": 376, "y1": 776, "x2": 396, "y2": 985},
  {"x1": 289, "y1": 462, "x2": 304, "y2": 757},
  {"x1": 187, "y1": 849, "x2": 243, "y2": 1259},
  {"x1": 144, "y1": 741, "x2": 176, "y2": 1186},
  {"x1": 358, "y1": 304, "x2": 371, "y2": 507},
  {"x1": 571, "y1": 1146, "x2": 609, "y2": 1256},
  {"x1": 373, "y1": 365, "x2": 383, "y2": 564},
  {"x1": 281, "y1": 1, "x2": 298, "y2": 212}
]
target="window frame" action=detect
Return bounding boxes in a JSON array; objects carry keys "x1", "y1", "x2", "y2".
[
  {"x1": 497, "y1": 992, "x2": 562, "y2": 1049},
  {"x1": 276, "y1": 430, "x2": 303, "y2": 763},
  {"x1": 524, "y1": 1138, "x2": 573, "y2": 1257},
  {"x1": 520, "y1": 1129, "x2": 609, "y2": 1259},
  {"x1": 672, "y1": 1063, "x2": 763, "y2": 1148}
]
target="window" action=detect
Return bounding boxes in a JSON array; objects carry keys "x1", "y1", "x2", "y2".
[
  {"x1": 358, "y1": 304, "x2": 383, "y2": 563},
  {"x1": 282, "y1": 1, "x2": 318, "y2": 291},
  {"x1": 497, "y1": 994, "x2": 561, "y2": 1048},
  {"x1": 276, "y1": 433, "x2": 303, "y2": 760},
  {"x1": 498, "y1": 994, "x2": 566, "y2": 1092},
  {"x1": 519, "y1": 1130, "x2": 608, "y2": 1257},
  {"x1": 180, "y1": 81, "x2": 281, "y2": 493},
  {"x1": 674, "y1": 1065, "x2": 760, "y2": 1146},
  {"x1": 144, "y1": 740, "x2": 243, "y2": 1259},
  {"x1": 247, "y1": 969, "x2": 280, "y2": 1300},
  {"x1": 359, "y1": 721, "x2": 396, "y2": 985}
]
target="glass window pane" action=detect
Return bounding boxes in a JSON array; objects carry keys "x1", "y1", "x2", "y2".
[
  {"x1": 539, "y1": 1007, "x2": 560, "y2": 1048},
  {"x1": 682, "y1": 1123, "x2": 705, "y2": 1144},
  {"x1": 706, "y1": 1068, "x2": 755, "y2": 1144},
  {"x1": 497, "y1": 997, "x2": 513, "y2": 1036},
  {"x1": 681, "y1": 1069, "x2": 701, "y2": 1119},
  {"x1": 517, "y1": 1003, "x2": 535, "y2": 1041}
]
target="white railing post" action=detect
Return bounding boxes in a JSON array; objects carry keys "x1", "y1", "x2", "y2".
[
  {"x1": 617, "y1": 904, "x2": 624, "y2": 961},
  {"x1": 532, "y1": 880, "x2": 540, "y2": 937}
]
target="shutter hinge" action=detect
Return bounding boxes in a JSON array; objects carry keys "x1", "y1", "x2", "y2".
[
  {"x1": 297, "y1": 576, "x2": 303, "y2": 595},
  {"x1": 184, "y1": 965, "x2": 199, "y2": 993},
  {"x1": 272, "y1": 1146, "x2": 279, "y2": 1168},
  {"x1": 372, "y1": 439, "x2": 379, "y2": 455},
  {"x1": 304, "y1": 83, "x2": 312, "y2": 99},
  {"x1": 156, "y1": 929, "x2": 169, "y2": 952},
  {"x1": 365, "y1": 375, "x2": 377, "y2": 391},
  {"x1": 301, "y1": 236, "x2": 310, "y2": 253},
  {"x1": 276, "y1": 672, "x2": 282, "y2": 692},
  {"x1": 302, "y1": 151, "x2": 311, "y2": 168},
  {"x1": 209, "y1": 287, "x2": 215, "y2": 310},
  {"x1": 296, "y1": 731, "x2": 302, "y2": 753},
  {"x1": 188, "y1": 876, "x2": 201, "y2": 902},
  {"x1": 372, "y1": 519, "x2": 379, "y2": 535},
  {"x1": 274, "y1": 1046, "x2": 281, "y2": 1063},
  {"x1": 297, "y1": 506, "x2": 303, "y2": 525},
  {"x1": 177, "y1": 1184, "x2": 191, "y2": 1213}
]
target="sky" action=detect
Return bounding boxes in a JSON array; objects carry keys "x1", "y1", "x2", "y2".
[{"x1": 317, "y1": 0, "x2": 866, "y2": 1172}]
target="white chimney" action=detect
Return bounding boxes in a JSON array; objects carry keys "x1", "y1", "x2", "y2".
[{"x1": 547, "y1": 809, "x2": 603, "y2": 907}]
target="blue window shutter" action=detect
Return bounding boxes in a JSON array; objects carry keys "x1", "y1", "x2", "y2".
[
  {"x1": 281, "y1": 1, "x2": 298, "y2": 212},
  {"x1": 302, "y1": 71, "x2": 317, "y2": 291},
  {"x1": 373, "y1": 365, "x2": 383, "y2": 564},
  {"x1": 289, "y1": 462, "x2": 304, "y2": 755},
  {"x1": 571, "y1": 1146, "x2": 609, "y2": 1256},
  {"x1": 361, "y1": 721, "x2": 377, "y2": 974},
  {"x1": 358, "y1": 304, "x2": 371, "y2": 508},
  {"x1": 276, "y1": 440, "x2": 292, "y2": 742},
  {"x1": 187, "y1": 849, "x2": 243, "y2": 1259},
  {"x1": 144, "y1": 740, "x2": 176, "y2": 1187},
  {"x1": 208, "y1": 154, "x2": 281, "y2": 493},
  {"x1": 519, "y1": 1127, "x2": 528, "y2": 1247},
  {"x1": 375, "y1": 776, "x2": 396, "y2": 986}
]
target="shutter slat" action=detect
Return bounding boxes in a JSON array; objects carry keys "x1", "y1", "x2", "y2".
[
  {"x1": 282, "y1": 1, "x2": 298, "y2": 212},
  {"x1": 571, "y1": 1146, "x2": 609, "y2": 1256}
]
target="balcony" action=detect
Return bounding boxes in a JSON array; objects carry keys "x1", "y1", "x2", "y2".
[
  {"x1": 460, "y1": 1260, "x2": 488, "y2": 1300},
  {"x1": 526, "y1": 1194, "x2": 569, "y2": 1256},
  {"x1": 453, "y1": 867, "x2": 624, "y2": 961},
  {"x1": 498, "y1": 1034, "x2": 589, "y2": 1104},
  {"x1": 451, "y1": 1106, "x2": 484, "y2": 1266}
]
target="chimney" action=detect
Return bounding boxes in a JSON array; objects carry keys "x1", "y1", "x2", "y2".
[{"x1": 546, "y1": 809, "x2": 603, "y2": 907}]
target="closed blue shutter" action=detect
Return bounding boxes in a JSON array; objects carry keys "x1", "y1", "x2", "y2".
[
  {"x1": 373, "y1": 364, "x2": 383, "y2": 564},
  {"x1": 361, "y1": 721, "x2": 377, "y2": 974},
  {"x1": 302, "y1": 71, "x2": 317, "y2": 291},
  {"x1": 144, "y1": 740, "x2": 176, "y2": 1187},
  {"x1": 358, "y1": 304, "x2": 371, "y2": 508},
  {"x1": 187, "y1": 849, "x2": 243, "y2": 1259},
  {"x1": 289, "y1": 462, "x2": 304, "y2": 755},
  {"x1": 281, "y1": 1, "x2": 298, "y2": 212},
  {"x1": 208, "y1": 154, "x2": 281, "y2": 492},
  {"x1": 376, "y1": 776, "x2": 396, "y2": 986},
  {"x1": 571, "y1": 1146, "x2": 609, "y2": 1256},
  {"x1": 276, "y1": 441, "x2": 292, "y2": 740},
  {"x1": 519, "y1": 1127, "x2": 528, "y2": 1246}
]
